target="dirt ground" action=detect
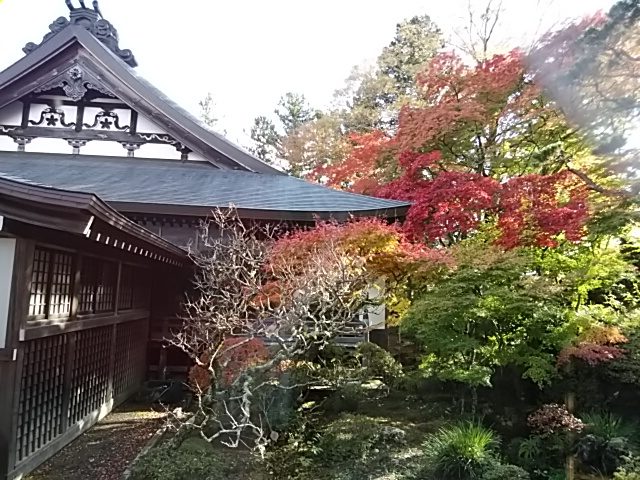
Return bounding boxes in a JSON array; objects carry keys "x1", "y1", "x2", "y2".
[{"x1": 26, "y1": 404, "x2": 166, "y2": 480}]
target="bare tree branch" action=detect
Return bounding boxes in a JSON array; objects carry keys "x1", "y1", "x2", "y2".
[{"x1": 167, "y1": 208, "x2": 376, "y2": 452}]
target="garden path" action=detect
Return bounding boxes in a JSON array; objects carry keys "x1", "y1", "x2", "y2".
[{"x1": 25, "y1": 404, "x2": 166, "y2": 480}]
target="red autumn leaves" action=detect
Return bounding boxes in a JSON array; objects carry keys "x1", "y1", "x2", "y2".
[
  {"x1": 379, "y1": 160, "x2": 588, "y2": 248},
  {"x1": 188, "y1": 337, "x2": 270, "y2": 392},
  {"x1": 311, "y1": 50, "x2": 591, "y2": 249}
]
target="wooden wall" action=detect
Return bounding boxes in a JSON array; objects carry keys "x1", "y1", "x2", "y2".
[{"x1": 0, "y1": 237, "x2": 159, "y2": 480}]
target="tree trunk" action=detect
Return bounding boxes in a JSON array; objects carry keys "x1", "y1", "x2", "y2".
[
  {"x1": 565, "y1": 391, "x2": 576, "y2": 480},
  {"x1": 471, "y1": 386, "x2": 478, "y2": 417}
]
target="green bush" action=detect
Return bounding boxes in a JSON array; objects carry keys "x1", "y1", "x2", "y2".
[
  {"x1": 395, "y1": 370, "x2": 431, "y2": 393},
  {"x1": 317, "y1": 414, "x2": 406, "y2": 464},
  {"x1": 517, "y1": 436, "x2": 543, "y2": 466},
  {"x1": 582, "y1": 411, "x2": 637, "y2": 441},
  {"x1": 575, "y1": 434, "x2": 632, "y2": 475},
  {"x1": 615, "y1": 456, "x2": 640, "y2": 479},
  {"x1": 422, "y1": 422, "x2": 499, "y2": 480},
  {"x1": 355, "y1": 342, "x2": 403, "y2": 385},
  {"x1": 323, "y1": 383, "x2": 364, "y2": 413},
  {"x1": 516, "y1": 430, "x2": 574, "y2": 474},
  {"x1": 575, "y1": 412, "x2": 635, "y2": 474},
  {"x1": 267, "y1": 414, "x2": 407, "y2": 480},
  {"x1": 481, "y1": 463, "x2": 530, "y2": 480},
  {"x1": 130, "y1": 440, "x2": 234, "y2": 480}
]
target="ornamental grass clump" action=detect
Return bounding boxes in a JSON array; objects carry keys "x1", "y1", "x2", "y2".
[{"x1": 422, "y1": 422, "x2": 499, "y2": 480}]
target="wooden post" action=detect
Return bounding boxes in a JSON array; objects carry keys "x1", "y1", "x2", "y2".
[
  {"x1": 0, "y1": 357, "x2": 18, "y2": 480},
  {"x1": 60, "y1": 333, "x2": 76, "y2": 432},
  {"x1": 106, "y1": 262, "x2": 122, "y2": 404},
  {"x1": 0, "y1": 239, "x2": 31, "y2": 480}
]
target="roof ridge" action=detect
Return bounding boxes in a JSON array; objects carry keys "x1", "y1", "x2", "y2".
[{"x1": 23, "y1": 2, "x2": 137, "y2": 67}]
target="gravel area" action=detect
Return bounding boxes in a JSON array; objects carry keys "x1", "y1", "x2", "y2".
[{"x1": 26, "y1": 404, "x2": 166, "y2": 480}]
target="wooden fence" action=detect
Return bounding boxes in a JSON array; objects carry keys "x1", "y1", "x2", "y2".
[
  {"x1": 12, "y1": 320, "x2": 147, "y2": 472},
  {"x1": 4, "y1": 242, "x2": 154, "y2": 480}
]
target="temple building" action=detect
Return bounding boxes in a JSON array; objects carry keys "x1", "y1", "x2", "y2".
[{"x1": 0, "y1": 2, "x2": 408, "y2": 479}]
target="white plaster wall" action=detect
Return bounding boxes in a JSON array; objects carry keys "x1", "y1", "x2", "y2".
[
  {"x1": 81, "y1": 140, "x2": 128, "y2": 157},
  {"x1": 27, "y1": 137, "x2": 75, "y2": 155},
  {"x1": 0, "y1": 135, "x2": 16, "y2": 152},
  {"x1": 367, "y1": 281, "x2": 386, "y2": 330},
  {"x1": 136, "y1": 142, "x2": 182, "y2": 159},
  {"x1": 0, "y1": 101, "x2": 22, "y2": 125},
  {"x1": 0, "y1": 237, "x2": 16, "y2": 348},
  {"x1": 136, "y1": 114, "x2": 167, "y2": 133}
]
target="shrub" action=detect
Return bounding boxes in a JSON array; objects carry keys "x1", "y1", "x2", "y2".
[
  {"x1": 517, "y1": 436, "x2": 543, "y2": 466},
  {"x1": 355, "y1": 342, "x2": 403, "y2": 385},
  {"x1": 267, "y1": 414, "x2": 407, "y2": 480},
  {"x1": 323, "y1": 383, "x2": 364, "y2": 413},
  {"x1": 575, "y1": 412, "x2": 635, "y2": 475},
  {"x1": 515, "y1": 434, "x2": 569, "y2": 477},
  {"x1": 527, "y1": 404, "x2": 585, "y2": 436},
  {"x1": 317, "y1": 414, "x2": 406, "y2": 464},
  {"x1": 422, "y1": 422, "x2": 499, "y2": 479},
  {"x1": 395, "y1": 370, "x2": 431, "y2": 393},
  {"x1": 575, "y1": 434, "x2": 632, "y2": 475},
  {"x1": 615, "y1": 456, "x2": 640, "y2": 480},
  {"x1": 481, "y1": 463, "x2": 530, "y2": 480},
  {"x1": 130, "y1": 441, "x2": 234, "y2": 480},
  {"x1": 582, "y1": 411, "x2": 637, "y2": 441}
]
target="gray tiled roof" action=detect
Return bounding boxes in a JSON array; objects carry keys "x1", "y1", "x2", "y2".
[{"x1": 0, "y1": 152, "x2": 408, "y2": 217}]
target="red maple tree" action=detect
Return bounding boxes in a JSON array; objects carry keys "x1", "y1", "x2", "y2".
[
  {"x1": 313, "y1": 50, "x2": 592, "y2": 248},
  {"x1": 268, "y1": 216, "x2": 450, "y2": 277},
  {"x1": 312, "y1": 131, "x2": 392, "y2": 195},
  {"x1": 497, "y1": 172, "x2": 589, "y2": 249}
]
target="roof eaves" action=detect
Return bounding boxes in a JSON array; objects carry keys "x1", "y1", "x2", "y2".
[
  {"x1": 108, "y1": 201, "x2": 410, "y2": 222},
  {"x1": 0, "y1": 26, "x2": 79, "y2": 92},
  {"x1": 0, "y1": 175, "x2": 188, "y2": 262}
]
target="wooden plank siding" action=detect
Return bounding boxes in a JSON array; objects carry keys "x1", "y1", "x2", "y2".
[{"x1": 1, "y1": 238, "x2": 156, "y2": 480}]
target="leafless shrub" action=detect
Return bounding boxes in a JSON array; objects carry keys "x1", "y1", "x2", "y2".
[{"x1": 168, "y1": 209, "x2": 375, "y2": 452}]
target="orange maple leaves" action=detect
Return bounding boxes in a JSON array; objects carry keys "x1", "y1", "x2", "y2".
[{"x1": 312, "y1": 50, "x2": 591, "y2": 249}]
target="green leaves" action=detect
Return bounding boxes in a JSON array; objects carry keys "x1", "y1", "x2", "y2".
[
  {"x1": 422, "y1": 422, "x2": 499, "y2": 480},
  {"x1": 404, "y1": 245, "x2": 569, "y2": 387}
]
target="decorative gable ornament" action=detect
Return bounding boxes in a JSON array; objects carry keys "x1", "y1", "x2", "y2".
[
  {"x1": 23, "y1": 1, "x2": 137, "y2": 68},
  {"x1": 34, "y1": 63, "x2": 115, "y2": 101}
]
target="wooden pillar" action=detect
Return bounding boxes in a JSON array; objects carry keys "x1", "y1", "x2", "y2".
[{"x1": 0, "y1": 238, "x2": 31, "y2": 480}]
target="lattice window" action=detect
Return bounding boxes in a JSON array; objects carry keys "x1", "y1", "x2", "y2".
[
  {"x1": 28, "y1": 248, "x2": 74, "y2": 320},
  {"x1": 48, "y1": 252, "x2": 74, "y2": 318},
  {"x1": 67, "y1": 326, "x2": 112, "y2": 426},
  {"x1": 113, "y1": 320, "x2": 147, "y2": 398},
  {"x1": 132, "y1": 268, "x2": 151, "y2": 310},
  {"x1": 16, "y1": 335, "x2": 67, "y2": 462},
  {"x1": 118, "y1": 264, "x2": 134, "y2": 311},
  {"x1": 29, "y1": 248, "x2": 51, "y2": 318},
  {"x1": 79, "y1": 257, "x2": 117, "y2": 314},
  {"x1": 78, "y1": 257, "x2": 98, "y2": 314},
  {"x1": 96, "y1": 261, "x2": 117, "y2": 313}
]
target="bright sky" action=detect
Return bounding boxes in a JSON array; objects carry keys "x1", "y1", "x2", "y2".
[{"x1": 0, "y1": 0, "x2": 616, "y2": 147}]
